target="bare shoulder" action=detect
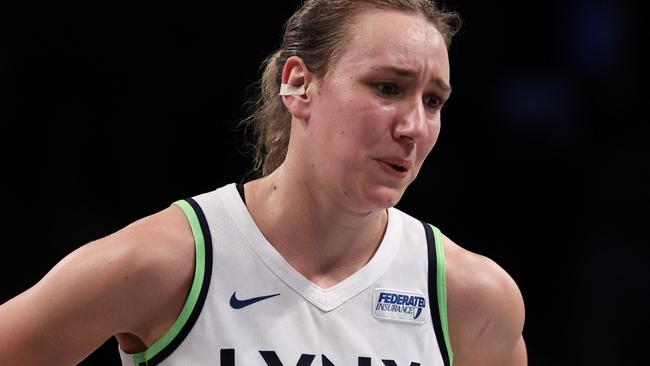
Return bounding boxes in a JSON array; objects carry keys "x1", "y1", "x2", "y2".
[
  {"x1": 97, "y1": 203, "x2": 197, "y2": 345},
  {"x1": 0, "y1": 203, "x2": 195, "y2": 365},
  {"x1": 112, "y1": 203, "x2": 196, "y2": 283},
  {"x1": 443, "y1": 234, "x2": 527, "y2": 366}
]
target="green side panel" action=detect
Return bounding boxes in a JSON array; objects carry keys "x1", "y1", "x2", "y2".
[
  {"x1": 432, "y1": 224, "x2": 454, "y2": 365},
  {"x1": 131, "y1": 200, "x2": 206, "y2": 365}
]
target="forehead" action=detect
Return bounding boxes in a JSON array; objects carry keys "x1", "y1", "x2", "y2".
[{"x1": 332, "y1": 8, "x2": 450, "y2": 83}]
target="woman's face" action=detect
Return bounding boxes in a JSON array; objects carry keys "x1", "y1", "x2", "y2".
[{"x1": 302, "y1": 8, "x2": 451, "y2": 212}]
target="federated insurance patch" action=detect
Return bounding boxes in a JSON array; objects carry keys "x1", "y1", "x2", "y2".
[{"x1": 373, "y1": 288, "x2": 427, "y2": 324}]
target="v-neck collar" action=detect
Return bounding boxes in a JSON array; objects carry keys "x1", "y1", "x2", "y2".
[{"x1": 218, "y1": 183, "x2": 402, "y2": 312}]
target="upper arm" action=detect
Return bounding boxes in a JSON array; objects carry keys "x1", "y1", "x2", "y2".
[
  {"x1": 444, "y1": 237, "x2": 526, "y2": 366},
  {"x1": 0, "y1": 204, "x2": 195, "y2": 365}
]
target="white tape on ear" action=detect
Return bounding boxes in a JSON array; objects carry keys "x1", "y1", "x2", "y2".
[{"x1": 279, "y1": 83, "x2": 306, "y2": 96}]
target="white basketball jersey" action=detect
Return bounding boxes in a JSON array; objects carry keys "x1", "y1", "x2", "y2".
[{"x1": 119, "y1": 183, "x2": 453, "y2": 365}]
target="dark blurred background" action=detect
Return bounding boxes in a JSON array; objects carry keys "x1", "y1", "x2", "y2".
[{"x1": 1, "y1": 1, "x2": 647, "y2": 365}]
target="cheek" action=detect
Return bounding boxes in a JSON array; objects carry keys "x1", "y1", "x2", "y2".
[
  {"x1": 356, "y1": 105, "x2": 396, "y2": 139},
  {"x1": 334, "y1": 102, "x2": 387, "y2": 147},
  {"x1": 417, "y1": 121, "x2": 441, "y2": 162},
  {"x1": 429, "y1": 122, "x2": 441, "y2": 149}
]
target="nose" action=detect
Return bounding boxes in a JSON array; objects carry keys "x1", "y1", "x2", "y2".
[{"x1": 394, "y1": 97, "x2": 430, "y2": 143}]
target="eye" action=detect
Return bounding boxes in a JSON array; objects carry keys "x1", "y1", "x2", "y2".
[
  {"x1": 424, "y1": 95, "x2": 443, "y2": 110},
  {"x1": 376, "y1": 83, "x2": 399, "y2": 96}
]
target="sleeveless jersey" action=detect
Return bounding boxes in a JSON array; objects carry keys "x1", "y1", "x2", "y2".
[{"x1": 119, "y1": 183, "x2": 453, "y2": 365}]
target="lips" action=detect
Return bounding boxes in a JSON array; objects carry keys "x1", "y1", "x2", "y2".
[
  {"x1": 376, "y1": 158, "x2": 411, "y2": 177},
  {"x1": 379, "y1": 157, "x2": 411, "y2": 171}
]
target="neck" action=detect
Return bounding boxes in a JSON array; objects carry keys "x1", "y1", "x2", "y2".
[{"x1": 245, "y1": 164, "x2": 388, "y2": 288}]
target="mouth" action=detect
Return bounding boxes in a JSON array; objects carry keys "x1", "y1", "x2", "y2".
[
  {"x1": 376, "y1": 159, "x2": 410, "y2": 177},
  {"x1": 388, "y1": 163, "x2": 407, "y2": 172}
]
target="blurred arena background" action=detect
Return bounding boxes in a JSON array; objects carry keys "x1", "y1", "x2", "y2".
[{"x1": 1, "y1": 1, "x2": 647, "y2": 364}]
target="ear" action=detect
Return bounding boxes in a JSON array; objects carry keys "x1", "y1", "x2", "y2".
[{"x1": 280, "y1": 56, "x2": 313, "y2": 121}]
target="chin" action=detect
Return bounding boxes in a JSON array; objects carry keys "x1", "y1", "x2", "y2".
[{"x1": 362, "y1": 185, "x2": 405, "y2": 210}]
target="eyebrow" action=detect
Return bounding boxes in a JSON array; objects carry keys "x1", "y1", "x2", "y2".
[{"x1": 375, "y1": 66, "x2": 452, "y2": 93}]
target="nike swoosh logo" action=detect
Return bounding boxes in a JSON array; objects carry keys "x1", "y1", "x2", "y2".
[{"x1": 229, "y1": 291, "x2": 280, "y2": 309}]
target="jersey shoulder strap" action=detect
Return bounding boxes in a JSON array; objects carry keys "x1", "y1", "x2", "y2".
[
  {"x1": 421, "y1": 221, "x2": 454, "y2": 366},
  {"x1": 122, "y1": 198, "x2": 213, "y2": 366}
]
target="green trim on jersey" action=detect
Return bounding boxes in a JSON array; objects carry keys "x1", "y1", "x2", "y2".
[
  {"x1": 432, "y1": 225, "x2": 454, "y2": 365},
  {"x1": 130, "y1": 200, "x2": 207, "y2": 365}
]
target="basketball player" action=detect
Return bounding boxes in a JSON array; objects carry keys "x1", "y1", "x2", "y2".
[{"x1": 0, "y1": 1, "x2": 526, "y2": 365}]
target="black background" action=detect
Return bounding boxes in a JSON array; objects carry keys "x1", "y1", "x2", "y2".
[{"x1": 1, "y1": 1, "x2": 647, "y2": 365}]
